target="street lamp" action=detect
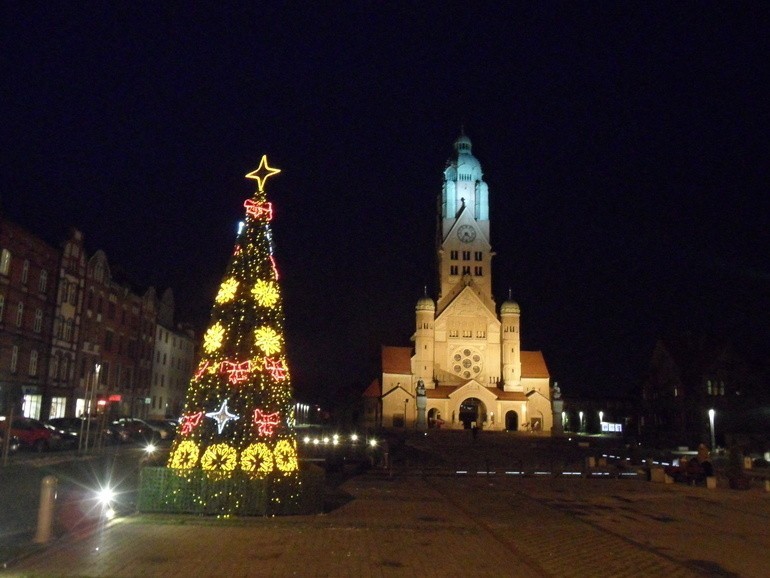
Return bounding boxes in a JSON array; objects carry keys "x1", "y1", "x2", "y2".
[
  {"x1": 579, "y1": 411, "x2": 584, "y2": 432},
  {"x1": 404, "y1": 398, "x2": 409, "y2": 427},
  {"x1": 708, "y1": 408, "x2": 716, "y2": 450}
]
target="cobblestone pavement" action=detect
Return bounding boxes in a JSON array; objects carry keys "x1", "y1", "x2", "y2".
[{"x1": 4, "y1": 470, "x2": 769, "y2": 578}]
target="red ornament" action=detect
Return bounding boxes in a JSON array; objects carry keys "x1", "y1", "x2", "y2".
[
  {"x1": 253, "y1": 408, "x2": 281, "y2": 436},
  {"x1": 244, "y1": 199, "x2": 273, "y2": 221},
  {"x1": 219, "y1": 359, "x2": 252, "y2": 384},
  {"x1": 194, "y1": 360, "x2": 211, "y2": 380},
  {"x1": 264, "y1": 357, "x2": 287, "y2": 381},
  {"x1": 180, "y1": 411, "x2": 204, "y2": 435}
]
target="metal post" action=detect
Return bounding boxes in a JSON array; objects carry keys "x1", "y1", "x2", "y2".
[{"x1": 34, "y1": 475, "x2": 58, "y2": 544}]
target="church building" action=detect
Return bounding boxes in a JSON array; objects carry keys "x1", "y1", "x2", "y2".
[{"x1": 364, "y1": 134, "x2": 556, "y2": 433}]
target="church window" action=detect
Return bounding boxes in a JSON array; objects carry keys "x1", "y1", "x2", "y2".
[
  {"x1": 450, "y1": 251, "x2": 458, "y2": 260},
  {"x1": 0, "y1": 249, "x2": 10, "y2": 275},
  {"x1": 38, "y1": 270, "x2": 48, "y2": 293},
  {"x1": 16, "y1": 302, "x2": 23, "y2": 327},
  {"x1": 450, "y1": 266, "x2": 458, "y2": 275},
  {"x1": 475, "y1": 252, "x2": 483, "y2": 261},
  {"x1": 462, "y1": 251, "x2": 470, "y2": 260},
  {"x1": 34, "y1": 309, "x2": 43, "y2": 333},
  {"x1": 474, "y1": 266, "x2": 483, "y2": 276},
  {"x1": 21, "y1": 260, "x2": 29, "y2": 285}
]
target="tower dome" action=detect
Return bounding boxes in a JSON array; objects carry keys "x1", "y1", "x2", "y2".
[
  {"x1": 416, "y1": 296, "x2": 436, "y2": 311},
  {"x1": 500, "y1": 300, "x2": 520, "y2": 315}
]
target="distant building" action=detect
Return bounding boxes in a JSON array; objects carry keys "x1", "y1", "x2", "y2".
[
  {"x1": 0, "y1": 217, "x2": 59, "y2": 419},
  {"x1": 640, "y1": 332, "x2": 767, "y2": 448},
  {"x1": 0, "y1": 216, "x2": 193, "y2": 421},
  {"x1": 365, "y1": 134, "x2": 555, "y2": 432},
  {"x1": 149, "y1": 288, "x2": 196, "y2": 419}
]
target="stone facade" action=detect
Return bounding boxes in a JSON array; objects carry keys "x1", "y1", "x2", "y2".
[{"x1": 366, "y1": 135, "x2": 555, "y2": 432}]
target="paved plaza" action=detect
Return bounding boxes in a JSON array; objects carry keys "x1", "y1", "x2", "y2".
[{"x1": 3, "y1": 466, "x2": 770, "y2": 578}]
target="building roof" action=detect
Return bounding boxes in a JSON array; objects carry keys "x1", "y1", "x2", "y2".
[
  {"x1": 521, "y1": 351, "x2": 550, "y2": 378},
  {"x1": 362, "y1": 378, "x2": 381, "y2": 398},
  {"x1": 425, "y1": 385, "x2": 529, "y2": 401},
  {"x1": 382, "y1": 345, "x2": 412, "y2": 374}
]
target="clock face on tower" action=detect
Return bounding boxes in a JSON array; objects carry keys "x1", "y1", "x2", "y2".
[{"x1": 457, "y1": 224, "x2": 476, "y2": 243}]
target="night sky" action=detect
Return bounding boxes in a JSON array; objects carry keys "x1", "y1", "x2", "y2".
[{"x1": 2, "y1": 3, "x2": 769, "y2": 406}]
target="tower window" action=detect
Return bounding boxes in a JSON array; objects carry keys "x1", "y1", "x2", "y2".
[
  {"x1": 462, "y1": 251, "x2": 471, "y2": 260},
  {"x1": 475, "y1": 252, "x2": 483, "y2": 261},
  {"x1": 474, "y1": 266, "x2": 483, "y2": 276},
  {"x1": 450, "y1": 266, "x2": 458, "y2": 275},
  {"x1": 450, "y1": 250, "x2": 458, "y2": 260}
]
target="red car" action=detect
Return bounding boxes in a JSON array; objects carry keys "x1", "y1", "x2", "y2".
[{"x1": 0, "y1": 417, "x2": 58, "y2": 452}]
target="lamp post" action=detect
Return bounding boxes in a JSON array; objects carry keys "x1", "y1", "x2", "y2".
[
  {"x1": 599, "y1": 411, "x2": 604, "y2": 433},
  {"x1": 579, "y1": 411, "x2": 584, "y2": 432},
  {"x1": 708, "y1": 408, "x2": 716, "y2": 450},
  {"x1": 404, "y1": 398, "x2": 409, "y2": 428}
]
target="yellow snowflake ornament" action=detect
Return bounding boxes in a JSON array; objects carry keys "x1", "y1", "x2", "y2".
[
  {"x1": 252, "y1": 279, "x2": 279, "y2": 308},
  {"x1": 254, "y1": 326, "x2": 282, "y2": 355},
  {"x1": 203, "y1": 322, "x2": 226, "y2": 353},
  {"x1": 215, "y1": 278, "x2": 239, "y2": 303}
]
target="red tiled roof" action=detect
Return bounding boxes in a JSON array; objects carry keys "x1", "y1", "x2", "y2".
[
  {"x1": 382, "y1": 345, "x2": 412, "y2": 374},
  {"x1": 362, "y1": 378, "x2": 381, "y2": 398},
  {"x1": 521, "y1": 351, "x2": 550, "y2": 378}
]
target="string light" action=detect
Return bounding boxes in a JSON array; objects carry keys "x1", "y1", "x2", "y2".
[{"x1": 166, "y1": 155, "x2": 301, "y2": 514}]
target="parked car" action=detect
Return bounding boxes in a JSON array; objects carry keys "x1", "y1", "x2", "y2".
[
  {"x1": 145, "y1": 419, "x2": 176, "y2": 440},
  {"x1": 111, "y1": 418, "x2": 159, "y2": 442},
  {"x1": 0, "y1": 431, "x2": 20, "y2": 453},
  {"x1": 0, "y1": 417, "x2": 59, "y2": 452},
  {"x1": 44, "y1": 422, "x2": 77, "y2": 450},
  {"x1": 46, "y1": 417, "x2": 127, "y2": 446}
]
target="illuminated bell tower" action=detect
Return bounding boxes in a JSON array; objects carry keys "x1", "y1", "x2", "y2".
[{"x1": 437, "y1": 133, "x2": 494, "y2": 314}]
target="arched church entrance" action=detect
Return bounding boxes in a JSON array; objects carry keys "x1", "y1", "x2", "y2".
[
  {"x1": 428, "y1": 408, "x2": 444, "y2": 429},
  {"x1": 505, "y1": 410, "x2": 518, "y2": 431},
  {"x1": 459, "y1": 398, "x2": 486, "y2": 429}
]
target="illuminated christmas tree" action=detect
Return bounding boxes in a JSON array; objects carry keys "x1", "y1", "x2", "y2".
[{"x1": 165, "y1": 155, "x2": 303, "y2": 515}]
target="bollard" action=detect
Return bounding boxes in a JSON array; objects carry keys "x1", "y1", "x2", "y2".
[{"x1": 34, "y1": 475, "x2": 58, "y2": 544}]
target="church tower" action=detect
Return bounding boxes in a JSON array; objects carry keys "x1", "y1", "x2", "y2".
[{"x1": 370, "y1": 132, "x2": 552, "y2": 433}]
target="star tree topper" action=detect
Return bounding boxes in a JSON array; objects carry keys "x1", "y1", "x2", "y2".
[{"x1": 245, "y1": 155, "x2": 281, "y2": 191}]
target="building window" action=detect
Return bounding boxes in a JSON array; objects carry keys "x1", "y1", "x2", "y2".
[
  {"x1": 38, "y1": 270, "x2": 48, "y2": 293},
  {"x1": 108, "y1": 301, "x2": 116, "y2": 319},
  {"x1": 474, "y1": 266, "x2": 483, "y2": 276},
  {"x1": 15, "y1": 302, "x2": 23, "y2": 327},
  {"x1": 104, "y1": 330, "x2": 114, "y2": 352},
  {"x1": 34, "y1": 309, "x2": 43, "y2": 333},
  {"x1": 707, "y1": 380, "x2": 712, "y2": 395},
  {"x1": 462, "y1": 251, "x2": 471, "y2": 260},
  {"x1": 60, "y1": 356, "x2": 69, "y2": 381},
  {"x1": 450, "y1": 265, "x2": 458, "y2": 275},
  {"x1": 450, "y1": 250, "x2": 458, "y2": 260},
  {"x1": 29, "y1": 350, "x2": 38, "y2": 376},
  {"x1": 475, "y1": 251, "x2": 483, "y2": 261},
  {"x1": 21, "y1": 260, "x2": 29, "y2": 284},
  {"x1": 462, "y1": 266, "x2": 471, "y2": 275},
  {"x1": 49, "y1": 397, "x2": 67, "y2": 419},
  {"x1": 449, "y1": 330, "x2": 459, "y2": 338},
  {"x1": 10, "y1": 345, "x2": 18, "y2": 373},
  {"x1": 64, "y1": 319, "x2": 73, "y2": 341},
  {"x1": 0, "y1": 249, "x2": 10, "y2": 275},
  {"x1": 0, "y1": 294, "x2": 4, "y2": 322},
  {"x1": 22, "y1": 394, "x2": 42, "y2": 420},
  {"x1": 69, "y1": 284, "x2": 77, "y2": 305}
]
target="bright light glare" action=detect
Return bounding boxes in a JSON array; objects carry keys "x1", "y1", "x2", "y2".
[
  {"x1": 350, "y1": 433, "x2": 359, "y2": 442},
  {"x1": 96, "y1": 487, "x2": 115, "y2": 507},
  {"x1": 144, "y1": 443, "x2": 157, "y2": 454},
  {"x1": 303, "y1": 436, "x2": 311, "y2": 443},
  {"x1": 369, "y1": 439, "x2": 377, "y2": 447}
]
